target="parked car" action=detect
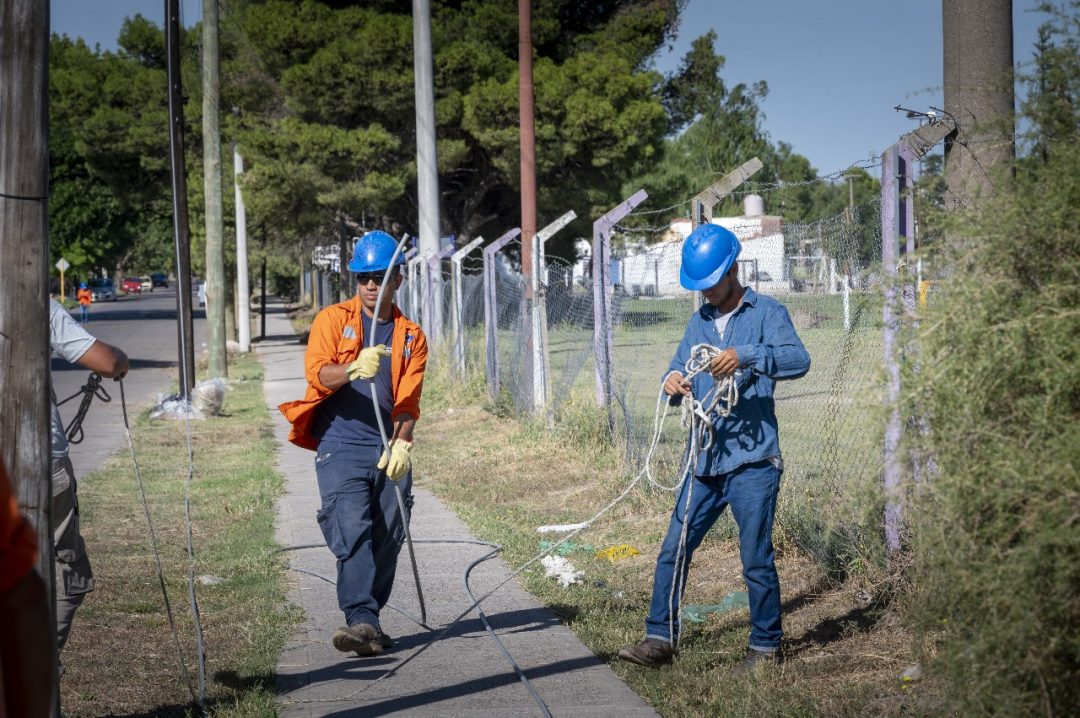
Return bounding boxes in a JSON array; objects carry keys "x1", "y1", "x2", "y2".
[
  {"x1": 121, "y1": 277, "x2": 142, "y2": 294},
  {"x1": 89, "y1": 277, "x2": 116, "y2": 302},
  {"x1": 139, "y1": 276, "x2": 153, "y2": 292},
  {"x1": 151, "y1": 272, "x2": 169, "y2": 288}
]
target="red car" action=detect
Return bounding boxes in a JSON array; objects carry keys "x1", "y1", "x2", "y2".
[{"x1": 121, "y1": 277, "x2": 142, "y2": 294}]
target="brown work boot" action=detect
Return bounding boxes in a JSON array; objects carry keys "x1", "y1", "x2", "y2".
[
  {"x1": 729, "y1": 647, "x2": 783, "y2": 676},
  {"x1": 332, "y1": 623, "x2": 384, "y2": 657},
  {"x1": 617, "y1": 638, "x2": 675, "y2": 668},
  {"x1": 377, "y1": 630, "x2": 393, "y2": 649}
]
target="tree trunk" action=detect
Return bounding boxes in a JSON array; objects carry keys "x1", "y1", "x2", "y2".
[
  {"x1": 943, "y1": 0, "x2": 1015, "y2": 208},
  {"x1": 203, "y1": 0, "x2": 228, "y2": 377}
]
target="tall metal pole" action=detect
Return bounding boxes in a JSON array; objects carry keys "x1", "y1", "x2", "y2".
[
  {"x1": 202, "y1": 0, "x2": 227, "y2": 377},
  {"x1": 412, "y1": 0, "x2": 443, "y2": 340},
  {"x1": 233, "y1": 146, "x2": 250, "y2": 352},
  {"x1": 0, "y1": 4, "x2": 59, "y2": 715},
  {"x1": 166, "y1": 0, "x2": 196, "y2": 399},
  {"x1": 942, "y1": 0, "x2": 1015, "y2": 207},
  {"x1": 518, "y1": 0, "x2": 538, "y2": 413}
]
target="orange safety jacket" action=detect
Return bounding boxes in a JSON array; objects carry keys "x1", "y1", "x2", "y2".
[
  {"x1": 279, "y1": 297, "x2": 428, "y2": 451},
  {"x1": 0, "y1": 461, "x2": 38, "y2": 594},
  {"x1": 76, "y1": 288, "x2": 92, "y2": 306}
]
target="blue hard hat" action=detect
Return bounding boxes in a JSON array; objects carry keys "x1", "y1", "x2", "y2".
[
  {"x1": 679, "y1": 223, "x2": 742, "y2": 290},
  {"x1": 79, "y1": 282, "x2": 87, "y2": 289},
  {"x1": 348, "y1": 230, "x2": 405, "y2": 273}
]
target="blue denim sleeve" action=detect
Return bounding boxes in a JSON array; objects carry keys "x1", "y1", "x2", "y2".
[
  {"x1": 733, "y1": 303, "x2": 810, "y2": 380},
  {"x1": 664, "y1": 317, "x2": 696, "y2": 406}
]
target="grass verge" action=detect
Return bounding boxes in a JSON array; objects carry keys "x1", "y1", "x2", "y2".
[
  {"x1": 415, "y1": 361, "x2": 924, "y2": 717},
  {"x1": 60, "y1": 352, "x2": 299, "y2": 717}
]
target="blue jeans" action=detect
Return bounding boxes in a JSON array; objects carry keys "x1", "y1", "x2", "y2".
[
  {"x1": 314, "y1": 441, "x2": 413, "y2": 630},
  {"x1": 79, "y1": 305, "x2": 89, "y2": 324},
  {"x1": 645, "y1": 459, "x2": 782, "y2": 652}
]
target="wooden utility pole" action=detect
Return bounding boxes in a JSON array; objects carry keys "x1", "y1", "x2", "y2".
[
  {"x1": 0, "y1": 0, "x2": 53, "y2": 584},
  {"x1": 166, "y1": 0, "x2": 196, "y2": 398},
  {"x1": 1, "y1": 2, "x2": 60, "y2": 714},
  {"x1": 203, "y1": 0, "x2": 227, "y2": 377},
  {"x1": 519, "y1": 0, "x2": 539, "y2": 414},
  {"x1": 943, "y1": 0, "x2": 1015, "y2": 207}
]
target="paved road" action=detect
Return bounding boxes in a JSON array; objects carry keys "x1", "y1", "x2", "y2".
[{"x1": 52, "y1": 288, "x2": 207, "y2": 479}]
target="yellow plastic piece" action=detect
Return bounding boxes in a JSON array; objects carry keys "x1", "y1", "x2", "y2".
[{"x1": 595, "y1": 544, "x2": 641, "y2": 562}]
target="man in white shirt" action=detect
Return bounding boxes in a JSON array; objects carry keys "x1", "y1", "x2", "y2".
[{"x1": 48, "y1": 299, "x2": 129, "y2": 656}]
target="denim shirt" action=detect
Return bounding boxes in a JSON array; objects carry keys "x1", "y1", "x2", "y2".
[{"x1": 667, "y1": 288, "x2": 810, "y2": 476}]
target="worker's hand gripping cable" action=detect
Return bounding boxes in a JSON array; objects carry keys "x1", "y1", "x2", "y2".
[
  {"x1": 363, "y1": 234, "x2": 429, "y2": 627},
  {"x1": 378, "y1": 438, "x2": 413, "y2": 481},
  {"x1": 347, "y1": 345, "x2": 391, "y2": 381}
]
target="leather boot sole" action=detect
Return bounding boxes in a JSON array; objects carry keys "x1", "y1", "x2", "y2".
[{"x1": 332, "y1": 628, "x2": 384, "y2": 657}]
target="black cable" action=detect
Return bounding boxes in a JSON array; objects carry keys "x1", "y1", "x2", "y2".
[{"x1": 59, "y1": 372, "x2": 111, "y2": 444}]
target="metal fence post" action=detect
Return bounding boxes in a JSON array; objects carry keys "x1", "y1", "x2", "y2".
[
  {"x1": 451, "y1": 236, "x2": 485, "y2": 374},
  {"x1": 533, "y1": 211, "x2": 576, "y2": 424},
  {"x1": 482, "y1": 228, "x2": 521, "y2": 398},
  {"x1": 881, "y1": 143, "x2": 903, "y2": 555},
  {"x1": 593, "y1": 190, "x2": 648, "y2": 428}
]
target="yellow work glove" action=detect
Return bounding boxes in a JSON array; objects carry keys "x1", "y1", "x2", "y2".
[
  {"x1": 346, "y1": 345, "x2": 391, "y2": 381},
  {"x1": 377, "y1": 439, "x2": 412, "y2": 481}
]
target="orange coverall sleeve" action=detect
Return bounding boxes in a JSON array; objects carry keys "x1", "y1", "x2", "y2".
[{"x1": 392, "y1": 325, "x2": 428, "y2": 423}]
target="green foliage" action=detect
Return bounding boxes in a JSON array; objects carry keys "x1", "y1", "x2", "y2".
[
  {"x1": 48, "y1": 21, "x2": 203, "y2": 278},
  {"x1": 905, "y1": 7, "x2": 1080, "y2": 711},
  {"x1": 228, "y1": 0, "x2": 681, "y2": 260},
  {"x1": 625, "y1": 31, "x2": 881, "y2": 238}
]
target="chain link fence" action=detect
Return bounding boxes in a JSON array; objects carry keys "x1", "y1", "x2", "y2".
[{"x1": 382, "y1": 193, "x2": 890, "y2": 572}]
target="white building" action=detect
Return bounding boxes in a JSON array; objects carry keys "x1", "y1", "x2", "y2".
[{"x1": 572, "y1": 195, "x2": 788, "y2": 296}]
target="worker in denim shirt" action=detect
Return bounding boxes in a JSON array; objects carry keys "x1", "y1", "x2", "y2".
[{"x1": 619, "y1": 223, "x2": 810, "y2": 674}]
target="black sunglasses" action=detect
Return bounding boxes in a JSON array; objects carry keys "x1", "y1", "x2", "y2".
[{"x1": 355, "y1": 271, "x2": 390, "y2": 285}]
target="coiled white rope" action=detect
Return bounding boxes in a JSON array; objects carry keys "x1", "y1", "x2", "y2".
[{"x1": 315, "y1": 342, "x2": 739, "y2": 706}]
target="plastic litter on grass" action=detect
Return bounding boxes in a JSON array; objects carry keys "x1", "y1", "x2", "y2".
[{"x1": 681, "y1": 591, "x2": 750, "y2": 623}]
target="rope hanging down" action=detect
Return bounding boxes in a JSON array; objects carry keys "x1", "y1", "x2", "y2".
[{"x1": 117, "y1": 380, "x2": 206, "y2": 714}]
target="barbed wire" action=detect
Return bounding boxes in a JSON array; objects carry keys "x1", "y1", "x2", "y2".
[
  {"x1": 612, "y1": 198, "x2": 882, "y2": 237},
  {"x1": 620, "y1": 157, "x2": 884, "y2": 224}
]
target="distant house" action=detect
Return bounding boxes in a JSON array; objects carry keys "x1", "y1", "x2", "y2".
[{"x1": 572, "y1": 195, "x2": 786, "y2": 297}]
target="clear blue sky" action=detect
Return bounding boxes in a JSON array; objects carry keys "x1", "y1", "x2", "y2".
[{"x1": 53, "y1": 0, "x2": 1046, "y2": 177}]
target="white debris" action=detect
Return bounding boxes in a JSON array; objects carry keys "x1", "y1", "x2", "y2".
[
  {"x1": 149, "y1": 394, "x2": 205, "y2": 421},
  {"x1": 541, "y1": 555, "x2": 584, "y2": 587},
  {"x1": 191, "y1": 378, "x2": 226, "y2": 416},
  {"x1": 197, "y1": 574, "x2": 227, "y2": 586},
  {"x1": 536, "y1": 522, "x2": 589, "y2": 534},
  {"x1": 900, "y1": 663, "x2": 924, "y2": 683}
]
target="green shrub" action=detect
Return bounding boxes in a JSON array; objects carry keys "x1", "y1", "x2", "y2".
[{"x1": 904, "y1": 132, "x2": 1080, "y2": 714}]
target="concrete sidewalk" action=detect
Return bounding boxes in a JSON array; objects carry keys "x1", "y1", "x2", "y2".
[{"x1": 257, "y1": 299, "x2": 658, "y2": 718}]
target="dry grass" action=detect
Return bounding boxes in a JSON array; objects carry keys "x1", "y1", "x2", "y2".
[
  {"x1": 414, "y1": 399, "x2": 931, "y2": 717},
  {"x1": 59, "y1": 354, "x2": 298, "y2": 717}
]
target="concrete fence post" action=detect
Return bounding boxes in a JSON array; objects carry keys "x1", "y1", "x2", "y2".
[
  {"x1": 482, "y1": 228, "x2": 521, "y2": 398},
  {"x1": 425, "y1": 246, "x2": 454, "y2": 345},
  {"x1": 593, "y1": 191, "x2": 648, "y2": 431},
  {"x1": 881, "y1": 143, "x2": 903, "y2": 555},
  {"x1": 451, "y1": 236, "x2": 485, "y2": 375},
  {"x1": 532, "y1": 210, "x2": 576, "y2": 424}
]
